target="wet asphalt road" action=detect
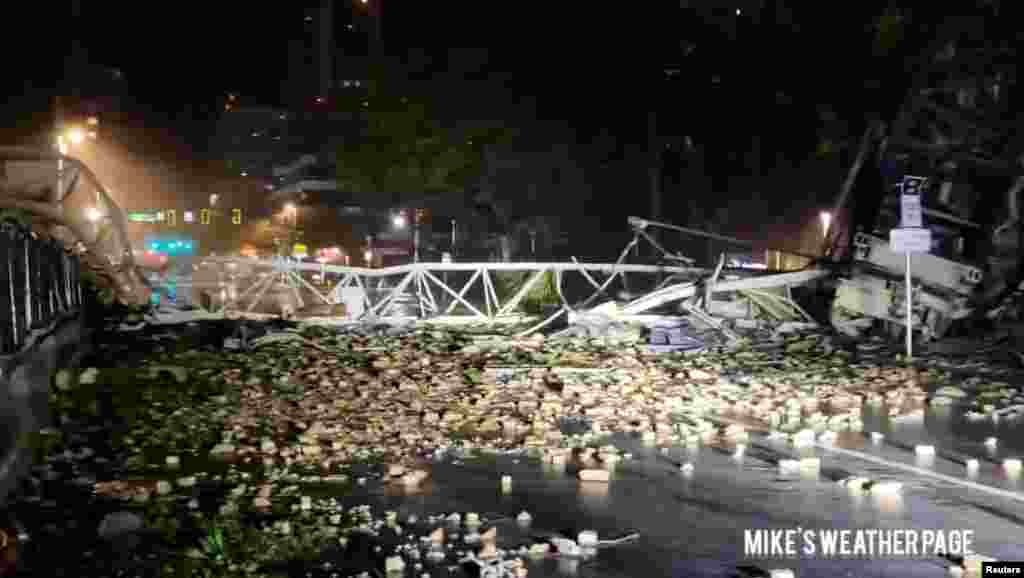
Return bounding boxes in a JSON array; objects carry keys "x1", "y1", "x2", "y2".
[{"x1": 329, "y1": 400, "x2": 1024, "y2": 578}]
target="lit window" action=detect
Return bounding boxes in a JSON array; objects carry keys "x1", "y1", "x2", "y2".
[
  {"x1": 343, "y1": 80, "x2": 351, "y2": 88},
  {"x1": 305, "y1": 15, "x2": 312, "y2": 22},
  {"x1": 354, "y1": 80, "x2": 361, "y2": 87},
  {"x1": 241, "y1": 171, "x2": 248, "y2": 177},
  {"x1": 346, "y1": 24, "x2": 353, "y2": 30},
  {"x1": 251, "y1": 131, "x2": 260, "y2": 137}
]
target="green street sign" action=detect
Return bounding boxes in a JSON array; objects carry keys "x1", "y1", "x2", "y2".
[{"x1": 128, "y1": 211, "x2": 159, "y2": 223}]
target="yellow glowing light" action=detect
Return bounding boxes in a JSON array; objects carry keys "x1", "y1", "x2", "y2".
[
  {"x1": 85, "y1": 207, "x2": 102, "y2": 222},
  {"x1": 86, "y1": 116, "x2": 99, "y2": 126},
  {"x1": 284, "y1": 203, "x2": 296, "y2": 214},
  {"x1": 67, "y1": 127, "x2": 86, "y2": 145}
]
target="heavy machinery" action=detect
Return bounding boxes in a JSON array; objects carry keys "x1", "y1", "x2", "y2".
[{"x1": 826, "y1": 12, "x2": 1022, "y2": 339}]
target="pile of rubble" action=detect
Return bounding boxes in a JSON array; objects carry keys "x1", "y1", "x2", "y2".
[{"x1": 20, "y1": 317, "x2": 1024, "y2": 576}]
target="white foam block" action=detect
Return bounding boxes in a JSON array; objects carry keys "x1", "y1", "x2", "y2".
[
  {"x1": 799, "y1": 458, "x2": 820, "y2": 471},
  {"x1": 579, "y1": 469, "x2": 611, "y2": 482},
  {"x1": 915, "y1": 445, "x2": 936, "y2": 456},
  {"x1": 577, "y1": 530, "x2": 598, "y2": 548}
]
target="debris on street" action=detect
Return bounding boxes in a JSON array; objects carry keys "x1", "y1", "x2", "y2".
[{"x1": 7, "y1": 312, "x2": 1024, "y2": 576}]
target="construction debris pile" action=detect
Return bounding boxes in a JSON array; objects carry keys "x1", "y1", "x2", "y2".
[{"x1": 11, "y1": 318, "x2": 1024, "y2": 576}]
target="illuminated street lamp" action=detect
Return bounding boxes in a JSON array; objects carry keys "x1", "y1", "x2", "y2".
[
  {"x1": 282, "y1": 202, "x2": 298, "y2": 226},
  {"x1": 820, "y1": 211, "x2": 831, "y2": 240},
  {"x1": 66, "y1": 127, "x2": 86, "y2": 145}
]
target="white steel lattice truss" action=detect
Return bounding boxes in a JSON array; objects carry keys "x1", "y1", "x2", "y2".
[{"x1": 174, "y1": 229, "x2": 829, "y2": 336}]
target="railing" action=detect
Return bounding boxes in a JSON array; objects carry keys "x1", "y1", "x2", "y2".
[{"x1": 0, "y1": 220, "x2": 82, "y2": 355}]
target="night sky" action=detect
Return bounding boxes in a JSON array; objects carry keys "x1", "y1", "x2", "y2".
[
  {"x1": 10, "y1": 2, "x2": 901, "y2": 135},
  {"x1": 4, "y1": 0, "x2": 1018, "y2": 239}
]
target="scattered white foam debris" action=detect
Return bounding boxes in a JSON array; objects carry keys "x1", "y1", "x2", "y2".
[
  {"x1": 966, "y1": 459, "x2": 980, "y2": 470},
  {"x1": 528, "y1": 543, "x2": 549, "y2": 557},
  {"x1": 799, "y1": 458, "x2": 820, "y2": 472},
  {"x1": 516, "y1": 511, "x2": 532, "y2": 525},
  {"x1": 446, "y1": 513, "x2": 461, "y2": 525},
  {"x1": 577, "y1": 530, "x2": 598, "y2": 548},
  {"x1": 769, "y1": 570, "x2": 795, "y2": 578},
  {"x1": 384, "y1": 556, "x2": 405, "y2": 574},
  {"x1": 963, "y1": 554, "x2": 997, "y2": 574},
  {"x1": 870, "y1": 432, "x2": 884, "y2": 443},
  {"x1": 985, "y1": 437, "x2": 998, "y2": 448},
  {"x1": 869, "y1": 481, "x2": 902, "y2": 495},
  {"x1": 579, "y1": 469, "x2": 610, "y2": 482},
  {"x1": 551, "y1": 537, "x2": 581, "y2": 557},
  {"x1": 840, "y1": 477, "x2": 871, "y2": 490},
  {"x1": 778, "y1": 460, "x2": 800, "y2": 475},
  {"x1": 464, "y1": 512, "x2": 480, "y2": 527},
  {"x1": 681, "y1": 462, "x2": 694, "y2": 474},
  {"x1": 792, "y1": 429, "x2": 815, "y2": 448},
  {"x1": 500, "y1": 475, "x2": 512, "y2": 493},
  {"x1": 915, "y1": 445, "x2": 936, "y2": 456}
]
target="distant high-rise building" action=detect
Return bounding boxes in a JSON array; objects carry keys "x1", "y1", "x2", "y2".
[{"x1": 284, "y1": 0, "x2": 381, "y2": 105}]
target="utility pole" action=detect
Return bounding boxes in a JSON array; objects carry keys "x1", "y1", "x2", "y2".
[{"x1": 368, "y1": 0, "x2": 383, "y2": 49}]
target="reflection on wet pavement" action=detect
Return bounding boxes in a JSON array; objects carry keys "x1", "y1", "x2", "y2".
[{"x1": 324, "y1": 416, "x2": 1024, "y2": 577}]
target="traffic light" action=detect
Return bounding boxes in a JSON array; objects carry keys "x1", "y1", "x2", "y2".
[
  {"x1": 200, "y1": 208, "x2": 210, "y2": 225},
  {"x1": 232, "y1": 208, "x2": 242, "y2": 225}
]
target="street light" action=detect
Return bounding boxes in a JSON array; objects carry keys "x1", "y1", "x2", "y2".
[
  {"x1": 67, "y1": 127, "x2": 86, "y2": 145},
  {"x1": 283, "y1": 202, "x2": 297, "y2": 226},
  {"x1": 820, "y1": 211, "x2": 831, "y2": 240}
]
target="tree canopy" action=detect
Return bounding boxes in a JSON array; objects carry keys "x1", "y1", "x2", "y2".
[{"x1": 335, "y1": 66, "x2": 517, "y2": 199}]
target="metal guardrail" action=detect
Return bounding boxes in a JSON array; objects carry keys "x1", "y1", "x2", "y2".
[{"x1": 0, "y1": 221, "x2": 82, "y2": 355}]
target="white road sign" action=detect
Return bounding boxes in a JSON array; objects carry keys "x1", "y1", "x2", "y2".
[
  {"x1": 900, "y1": 194, "x2": 922, "y2": 228},
  {"x1": 900, "y1": 175, "x2": 927, "y2": 228},
  {"x1": 890, "y1": 227, "x2": 932, "y2": 254}
]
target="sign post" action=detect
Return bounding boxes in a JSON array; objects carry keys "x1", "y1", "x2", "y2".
[{"x1": 890, "y1": 175, "x2": 929, "y2": 362}]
